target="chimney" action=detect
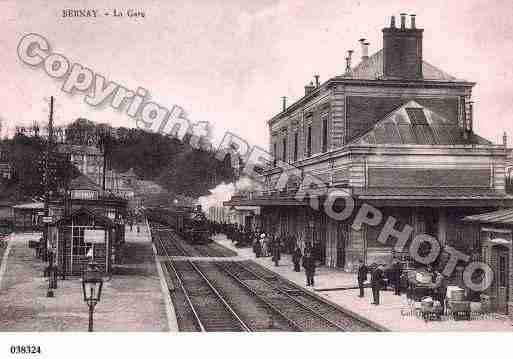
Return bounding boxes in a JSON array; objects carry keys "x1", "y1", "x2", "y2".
[
  {"x1": 400, "y1": 13, "x2": 407, "y2": 28},
  {"x1": 382, "y1": 14, "x2": 423, "y2": 79},
  {"x1": 410, "y1": 14, "x2": 416, "y2": 29},
  {"x1": 463, "y1": 100, "x2": 474, "y2": 140},
  {"x1": 359, "y1": 39, "x2": 370, "y2": 60},
  {"x1": 282, "y1": 96, "x2": 287, "y2": 111},
  {"x1": 304, "y1": 81, "x2": 315, "y2": 96},
  {"x1": 314, "y1": 74, "x2": 320, "y2": 87},
  {"x1": 345, "y1": 50, "x2": 354, "y2": 73},
  {"x1": 390, "y1": 15, "x2": 396, "y2": 28}
]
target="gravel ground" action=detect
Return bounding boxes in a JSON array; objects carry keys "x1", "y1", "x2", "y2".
[{"x1": 0, "y1": 232, "x2": 169, "y2": 332}]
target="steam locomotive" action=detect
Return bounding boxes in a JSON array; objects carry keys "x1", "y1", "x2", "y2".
[{"x1": 145, "y1": 205, "x2": 212, "y2": 244}]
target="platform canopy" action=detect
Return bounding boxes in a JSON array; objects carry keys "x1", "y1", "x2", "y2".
[{"x1": 463, "y1": 208, "x2": 513, "y2": 225}]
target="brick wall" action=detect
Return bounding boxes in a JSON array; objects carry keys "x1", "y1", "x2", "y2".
[{"x1": 368, "y1": 168, "x2": 491, "y2": 188}]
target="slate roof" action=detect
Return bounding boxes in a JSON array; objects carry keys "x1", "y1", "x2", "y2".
[
  {"x1": 351, "y1": 100, "x2": 492, "y2": 146},
  {"x1": 54, "y1": 206, "x2": 115, "y2": 227},
  {"x1": 70, "y1": 174, "x2": 122, "y2": 200},
  {"x1": 347, "y1": 49, "x2": 458, "y2": 81}
]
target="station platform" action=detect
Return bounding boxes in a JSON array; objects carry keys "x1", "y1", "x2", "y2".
[
  {"x1": 0, "y1": 228, "x2": 169, "y2": 331},
  {"x1": 214, "y1": 235, "x2": 513, "y2": 332}
]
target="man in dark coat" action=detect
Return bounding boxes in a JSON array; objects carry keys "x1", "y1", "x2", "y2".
[
  {"x1": 391, "y1": 261, "x2": 403, "y2": 295},
  {"x1": 253, "y1": 237, "x2": 261, "y2": 258},
  {"x1": 292, "y1": 245, "x2": 302, "y2": 272},
  {"x1": 371, "y1": 265, "x2": 384, "y2": 305},
  {"x1": 357, "y1": 260, "x2": 368, "y2": 298},
  {"x1": 272, "y1": 236, "x2": 281, "y2": 266},
  {"x1": 303, "y1": 250, "x2": 316, "y2": 286}
]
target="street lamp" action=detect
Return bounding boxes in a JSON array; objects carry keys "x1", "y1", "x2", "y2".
[
  {"x1": 45, "y1": 251, "x2": 57, "y2": 297},
  {"x1": 81, "y1": 262, "x2": 103, "y2": 332}
]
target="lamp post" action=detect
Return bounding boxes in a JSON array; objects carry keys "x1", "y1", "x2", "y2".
[
  {"x1": 46, "y1": 251, "x2": 57, "y2": 297},
  {"x1": 81, "y1": 262, "x2": 103, "y2": 332}
]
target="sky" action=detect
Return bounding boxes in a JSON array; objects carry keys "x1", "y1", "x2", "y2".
[{"x1": 1, "y1": 0, "x2": 513, "y2": 148}]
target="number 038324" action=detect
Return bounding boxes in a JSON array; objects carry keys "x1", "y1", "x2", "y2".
[{"x1": 10, "y1": 345, "x2": 41, "y2": 354}]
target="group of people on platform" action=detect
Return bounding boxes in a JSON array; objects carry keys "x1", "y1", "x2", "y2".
[
  {"x1": 209, "y1": 221, "x2": 451, "y2": 302},
  {"x1": 357, "y1": 260, "x2": 447, "y2": 310},
  {"x1": 357, "y1": 261, "x2": 395, "y2": 305},
  {"x1": 357, "y1": 260, "x2": 406, "y2": 305},
  {"x1": 251, "y1": 232, "x2": 318, "y2": 287}
]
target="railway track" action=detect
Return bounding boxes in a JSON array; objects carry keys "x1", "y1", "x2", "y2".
[
  {"x1": 155, "y1": 233, "x2": 250, "y2": 332},
  {"x1": 217, "y1": 261, "x2": 345, "y2": 331},
  {"x1": 235, "y1": 261, "x2": 377, "y2": 331},
  {"x1": 151, "y1": 221, "x2": 379, "y2": 332},
  {"x1": 150, "y1": 221, "x2": 235, "y2": 257}
]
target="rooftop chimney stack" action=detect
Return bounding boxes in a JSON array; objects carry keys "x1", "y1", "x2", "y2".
[
  {"x1": 304, "y1": 81, "x2": 315, "y2": 96},
  {"x1": 382, "y1": 14, "x2": 423, "y2": 79},
  {"x1": 314, "y1": 74, "x2": 320, "y2": 87},
  {"x1": 359, "y1": 39, "x2": 370, "y2": 60},
  {"x1": 390, "y1": 15, "x2": 396, "y2": 28},
  {"x1": 400, "y1": 13, "x2": 407, "y2": 29},
  {"x1": 463, "y1": 100, "x2": 474, "y2": 140},
  {"x1": 345, "y1": 50, "x2": 354, "y2": 73},
  {"x1": 282, "y1": 96, "x2": 287, "y2": 111}
]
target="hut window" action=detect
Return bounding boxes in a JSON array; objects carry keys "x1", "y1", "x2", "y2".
[{"x1": 72, "y1": 227, "x2": 90, "y2": 256}]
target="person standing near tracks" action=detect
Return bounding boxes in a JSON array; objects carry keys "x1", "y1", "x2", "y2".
[
  {"x1": 292, "y1": 244, "x2": 302, "y2": 272},
  {"x1": 371, "y1": 264, "x2": 384, "y2": 305},
  {"x1": 357, "y1": 259, "x2": 368, "y2": 298},
  {"x1": 260, "y1": 233, "x2": 268, "y2": 257},
  {"x1": 303, "y1": 250, "x2": 316, "y2": 287},
  {"x1": 272, "y1": 236, "x2": 281, "y2": 266},
  {"x1": 391, "y1": 260, "x2": 403, "y2": 296},
  {"x1": 254, "y1": 235, "x2": 262, "y2": 258}
]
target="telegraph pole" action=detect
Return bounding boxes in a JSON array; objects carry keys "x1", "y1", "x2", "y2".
[{"x1": 43, "y1": 96, "x2": 54, "y2": 262}]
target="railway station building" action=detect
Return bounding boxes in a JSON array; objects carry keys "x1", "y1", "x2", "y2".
[{"x1": 224, "y1": 14, "x2": 513, "y2": 278}]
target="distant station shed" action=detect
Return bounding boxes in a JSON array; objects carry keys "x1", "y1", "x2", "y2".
[{"x1": 49, "y1": 206, "x2": 116, "y2": 276}]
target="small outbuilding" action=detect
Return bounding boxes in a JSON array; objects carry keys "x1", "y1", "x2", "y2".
[
  {"x1": 12, "y1": 202, "x2": 44, "y2": 230},
  {"x1": 49, "y1": 206, "x2": 116, "y2": 276},
  {"x1": 464, "y1": 209, "x2": 513, "y2": 318}
]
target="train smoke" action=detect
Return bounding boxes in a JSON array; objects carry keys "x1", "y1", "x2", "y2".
[{"x1": 198, "y1": 176, "x2": 260, "y2": 212}]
